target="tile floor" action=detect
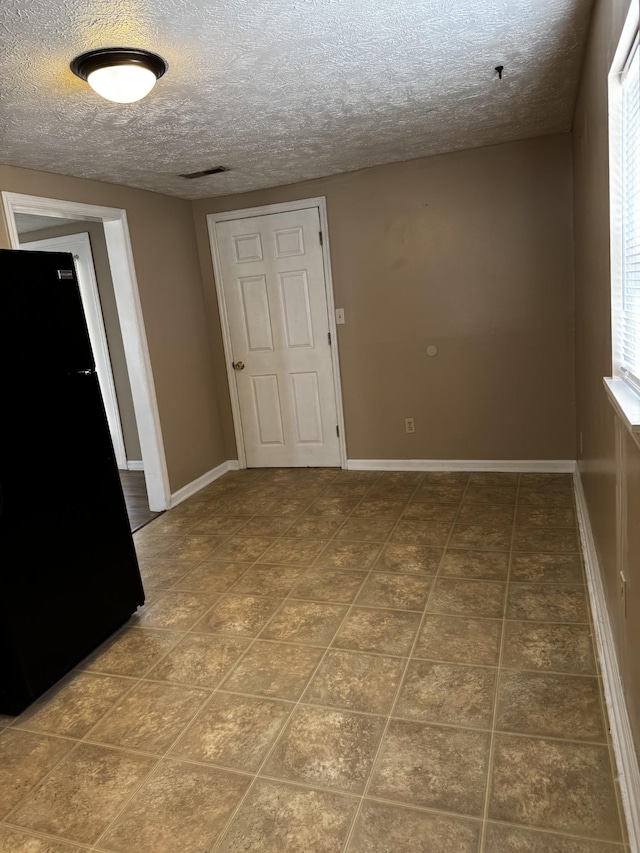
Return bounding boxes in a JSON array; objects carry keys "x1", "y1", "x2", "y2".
[{"x1": 0, "y1": 468, "x2": 630, "y2": 852}]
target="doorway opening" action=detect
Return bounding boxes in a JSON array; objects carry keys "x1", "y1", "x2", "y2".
[{"x1": 2, "y1": 192, "x2": 170, "y2": 525}]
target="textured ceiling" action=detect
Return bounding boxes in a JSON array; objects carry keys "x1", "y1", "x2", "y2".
[{"x1": 0, "y1": 0, "x2": 593, "y2": 200}]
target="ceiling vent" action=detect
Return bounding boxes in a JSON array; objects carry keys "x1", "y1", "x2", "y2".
[{"x1": 180, "y1": 166, "x2": 229, "y2": 179}]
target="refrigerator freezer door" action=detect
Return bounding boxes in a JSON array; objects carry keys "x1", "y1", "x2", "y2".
[
  {"x1": 0, "y1": 249, "x2": 144, "y2": 714},
  {"x1": 5, "y1": 249, "x2": 96, "y2": 375}
]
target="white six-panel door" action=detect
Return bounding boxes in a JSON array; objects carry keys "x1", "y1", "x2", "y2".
[{"x1": 214, "y1": 207, "x2": 341, "y2": 467}]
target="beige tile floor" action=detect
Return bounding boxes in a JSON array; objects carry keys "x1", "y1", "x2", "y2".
[{"x1": 0, "y1": 469, "x2": 630, "y2": 852}]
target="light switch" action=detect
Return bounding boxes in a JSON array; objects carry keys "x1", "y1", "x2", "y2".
[{"x1": 335, "y1": 308, "x2": 345, "y2": 324}]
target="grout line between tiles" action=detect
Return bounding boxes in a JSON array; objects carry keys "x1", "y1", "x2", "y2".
[
  {"x1": 480, "y1": 816, "x2": 627, "y2": 848},
  {"x1": 477, "y1": 472, "x2": 520, "y2": 853},
  {"x1": 80, "y1": 655, "x2": 605, "y2": 689},
  {"x1": 0, "y1": 823, "x2": 95, "y2": 850}
]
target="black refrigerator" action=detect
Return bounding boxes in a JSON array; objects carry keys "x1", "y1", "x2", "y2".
[{"x1": 0, "y1": 248, "x2": 145, "y2": 715}]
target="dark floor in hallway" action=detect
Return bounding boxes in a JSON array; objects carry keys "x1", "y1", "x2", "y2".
[{"x1": 119, "y1": 470, "x2": 162, "y2": 532}]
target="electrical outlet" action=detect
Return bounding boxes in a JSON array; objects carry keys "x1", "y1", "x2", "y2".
[
  {"x1": 405, "y1": 418, "x2": 415, "y2": 434},
  {"x1": 620, "y1": 571, "x2": 627, "y2": 618}
]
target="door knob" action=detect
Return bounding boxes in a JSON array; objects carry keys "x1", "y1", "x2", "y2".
[{"x1": 233, "y1": 361, "x2": 245, "y2": 371}]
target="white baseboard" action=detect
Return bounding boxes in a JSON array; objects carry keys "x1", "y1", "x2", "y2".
[
  {"x1": 573, "y1": 466, "x2": 640, "y2": 852},
  {"x1": 170, "y1": 460, "x2": 239, "y2": 508},
  {"x1": 347, "y1": 459, "x2": 576, "y2": 473},
  {"x1": 127, "y1": 460, "x2": 144, "y2": 471}
]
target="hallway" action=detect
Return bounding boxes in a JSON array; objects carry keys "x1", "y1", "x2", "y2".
[{"x1": 119, "y1": 470, "x2": 162, "y2": 533}]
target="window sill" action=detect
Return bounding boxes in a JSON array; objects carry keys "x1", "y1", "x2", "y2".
[{"x1": 603, "y1": 376, "x2": 640, "y2": 434}]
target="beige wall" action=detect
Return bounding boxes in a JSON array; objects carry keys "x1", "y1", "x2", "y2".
[
  {"x1": 573, "y1": 0, "x2": 639, "y2": 755},
  {"x1": 193, "y1": 134, "x2": 576, "y2": 462},
  {"x1": 0, "y1": 164, "x2": 227, "y2": 492},
  {"x1": 19, "y1": 219, "x2": 142, "y2": 461},
  {"x1": 0, "y1": 132, "x2": 577, "y2": 490}
]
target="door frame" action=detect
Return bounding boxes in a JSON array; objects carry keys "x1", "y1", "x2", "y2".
[
  {"x1": 1, "y1": 191, "x2": 171, "y2": 511},
  {"x1": 19, "y1": 231, "x2": 129, "y2": 471},
  {"x1": 207, "y1": 196, "x2": 347, "y2": 469}
]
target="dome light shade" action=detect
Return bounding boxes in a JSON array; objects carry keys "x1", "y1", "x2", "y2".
[
  {"x1": 70, "y1": 48, "x2": 167, "y2": 103},
  {"x1": 87, "y1": 64, "x2": 157, "y2": 103}
]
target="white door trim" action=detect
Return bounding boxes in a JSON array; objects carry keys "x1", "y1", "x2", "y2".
[
  {"x1": 19, "y1": 231, "x2": 128, "y2": 471},
  {"x1": 207, "y1": 196, "x2": 347, "y2": 469},
  {"x1": 1, "y1": 191, "x2": 170, "y2": 511}
]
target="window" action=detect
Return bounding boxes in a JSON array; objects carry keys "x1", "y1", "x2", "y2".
[
  {"x1": 619, "y1": 36, "x2": 640, "y2": 393},
  {"x1": 606, "y1": 10, "x2": 640, "y2": 433}
]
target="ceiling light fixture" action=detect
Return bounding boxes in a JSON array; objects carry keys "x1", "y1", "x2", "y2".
[{"x1": 70, "y1": 47, "x2": 167, "y2": 104}]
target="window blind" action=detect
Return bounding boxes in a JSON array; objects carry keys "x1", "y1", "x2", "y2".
[{"x1": 621, "y1": 37, "x2": 640, "y2": 392}]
